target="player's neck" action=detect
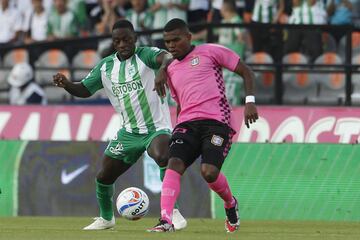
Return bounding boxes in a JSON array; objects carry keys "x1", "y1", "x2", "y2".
[
  {"x1": 177, "y1": 45, "x2": 195, "y2": 61},
  {"x1": 116, "y1": 51, "x2": 134, "y2": 61}
]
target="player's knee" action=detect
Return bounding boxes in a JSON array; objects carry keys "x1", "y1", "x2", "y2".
[
  {"x1": 168, "y1": 157, "x2": 186, "y2": 175},
  {"x1": 201, "y1": 167, "x2": 219, "y2": 183},
  {"x1": 152, "y1": 153, "x2": 168, "y2": 168},
  {"x1": 96, "y1": 171, "x2": 116, "y2": 185}
]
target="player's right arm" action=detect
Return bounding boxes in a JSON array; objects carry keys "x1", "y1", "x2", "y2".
[{"x1": 53, "y1": 73, "x2": 91, "y2": 98}]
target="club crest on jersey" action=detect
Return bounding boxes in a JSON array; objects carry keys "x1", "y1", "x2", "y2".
[
  {"x1": 128, "y1": 64, "x2": 136, "y2": 78},
  {"x1": 190, "y1": 56, "x2": 199, "y2": 66},
  {"x1": 211, "y1": 135, "x2": 224, "y2": 146}
]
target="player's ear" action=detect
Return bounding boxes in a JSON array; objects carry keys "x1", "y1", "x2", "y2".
[{"x1": 187, "y1": 32, "x2": 192, "y2": 42}]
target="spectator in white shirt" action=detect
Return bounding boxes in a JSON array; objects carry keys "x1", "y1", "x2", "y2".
[
  {"x1": 23, "y1": 0, "x2": 48, "y2": 43},
  {"x1": 0, "y1": 0, "x2": 23, "y2": 44}
]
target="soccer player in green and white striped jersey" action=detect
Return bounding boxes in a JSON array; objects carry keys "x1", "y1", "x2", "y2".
[{"x1": 53, "y1": 19, "x2": 187, "y2": 231}]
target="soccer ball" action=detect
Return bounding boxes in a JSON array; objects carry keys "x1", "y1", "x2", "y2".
[{"x1": 116, "y1": 187, "x2": 149, "y2": 220}]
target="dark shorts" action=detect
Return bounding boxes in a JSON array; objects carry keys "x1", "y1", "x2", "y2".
[{"x1": 169, "y1": 120, "x2": 234, "y2": 170}]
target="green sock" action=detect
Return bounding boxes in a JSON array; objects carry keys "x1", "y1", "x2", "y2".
[
  {"x1": 159, "y1": 167, "x2": 180, "y2": 209},
  {"x1": 96, "y1": 179, "x2": 114, "y2": 221}
]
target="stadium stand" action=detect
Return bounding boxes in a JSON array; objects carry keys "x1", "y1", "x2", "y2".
[
  {"x1": 246, "y1": 52, "x2": 275, "y2": 104},
  {"x1": 310, "y1": 53, "x2": 345, "y2": 105},
  {"x1": 3, "y1": 48, "x2": 29, "y2": 66},
  {"x1": 322, "y1": 32, "x2": 337, "y2": 53},
  {"x1": 352, "y1": 53, "x2": 360, "y2": 105},
  {"x1": 0, "y1": 57, "x2": 8, "y2": 103},
  {"x1": 72, "y1": 50, "x2": 101, "y2": 81},
  {"x1": 71, "y1": 49, "x2": 107, "y2": 103},
  {"x1": 0, "y1": 49, "x2": 30, "y2": 103},
  {"x1": 283, "y1": 52, "x2": 317, "y2": 105},
  {"x1": 0, "y1": 48, "x2": 29, "y2": 84},
  {"x1": 35, "y1": 49, "x2": 70, "y2": 103},
  {"x1": 338, "y1": 32, "x2": 360, "y2": 59},
  {"x1": 0, "y1": 57, "x2": 5, "y2": 87}
]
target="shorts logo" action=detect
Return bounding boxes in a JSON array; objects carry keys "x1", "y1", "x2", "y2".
[
  {"x1": 109, "y1": 142, "x2": 124, "y2": 155},
  {"x1": 211, "y1": 135, "x2": 224, "y2": 146},
  {"x1": 173, "y1": 128, "x2": 187, "y2": 134},
  {"x1": 190, "y1": 56, "x2": 199, "y2": 66},
  {"x1": 169, "y1": 139, "x2": 183, "y2": 148}
]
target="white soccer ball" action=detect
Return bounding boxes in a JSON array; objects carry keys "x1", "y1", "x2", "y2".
[{"x1": 116, "y1": 187, "x2": 149, "y2": 220}]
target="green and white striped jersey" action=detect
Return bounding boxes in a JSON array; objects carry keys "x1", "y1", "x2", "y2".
[
  {"x1": 252, "y1": 0, "x2": 278, "y2": 23},
  {"x1": 288, "y1": 0, "x2": 327, "y2": 25},
  {"x1": 81, "y1": 47, "x2": 171, "y2": 134}
]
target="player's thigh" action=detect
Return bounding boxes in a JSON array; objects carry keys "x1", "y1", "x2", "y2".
[
  {"x1": 169, "y1": 124, "x2": 201, "y2": 168},
  {"x1": 104, "y1": 128, "x2": 145, "y2": 166},
  {"x1": 146, "y1": 129, "x2": 171, "y2": 167},
  {"x1": 201, "y1": 121, "x2": 233, "y2": 170}
]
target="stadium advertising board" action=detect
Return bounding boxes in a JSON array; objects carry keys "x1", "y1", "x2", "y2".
[
  {"x1": 216, "y1": 143, "x2": 360, "y2": 221},
  {"x1": 0, "y1": 141, "x2": 210, "y2": 217},
  {"x1": 0, "y1": 106, "x2": 359, "y2": 143}
]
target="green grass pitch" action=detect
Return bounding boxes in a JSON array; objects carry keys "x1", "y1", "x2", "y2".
[{"x1": 0, "y1": 217, "x2": 359, "y2": 240}]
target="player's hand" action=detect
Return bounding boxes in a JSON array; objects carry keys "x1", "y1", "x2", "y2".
[
  {"x1": 244, "y1": 103, "x2": 258, "y2": 128},
  {"x1": 53, "y1": 73, "x2": 70, "y2": 88},
  {"x1": 153, "y1": 68, "x2": 168, "y2": 97}
]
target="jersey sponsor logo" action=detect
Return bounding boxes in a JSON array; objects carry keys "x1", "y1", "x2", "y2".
[
  {"x1": 190, "y1": 56, "x2": 200, "y2": 66},
  {"x1": 211, "y1": 135, "x2": 224, "y2": 146},
  {"x1": 61, "y1": 164, "x2": 89, "y2": 185},
  {"x1": 112, "y1": 80, "x2": 144, "y2": 96}
]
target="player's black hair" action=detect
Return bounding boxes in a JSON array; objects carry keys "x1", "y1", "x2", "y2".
[
  {"x1": 164, "y1": 18, "x2": 189, "y2": 32},
  {"x1": 112, "y1": 19, "x2": 135, "y2": 32}
]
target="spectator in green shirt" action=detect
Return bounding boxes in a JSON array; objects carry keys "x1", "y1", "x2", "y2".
[{"x1": 47, "y1": 0, "x2": 79, "y2": 40}]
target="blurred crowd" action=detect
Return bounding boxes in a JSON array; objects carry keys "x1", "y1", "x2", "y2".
[
  {"x1": 1, "y1": 0, "x2": 360, "y2": 105},
  {"x1": 1, "y1": 0, "x2": 359, "y2": 48}
]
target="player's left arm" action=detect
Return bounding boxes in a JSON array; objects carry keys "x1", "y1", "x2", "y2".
[
  {"x1": 233, "y1": 59, "x2": 259, "y2": 128},
  {"x1": 154, "y1": 52, "x2": 173, "y2": 97}
]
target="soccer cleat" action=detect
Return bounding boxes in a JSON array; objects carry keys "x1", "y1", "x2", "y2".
[
  {"x1": 83, "y1": 216, "x2": 115, "y2": 230},
  {"x1": 225, "y1": 197, "x2": 240, "y2": 233},
  {"x1": 147, "y1": 219, "x2": 175, "y2": 232},
  {"x1": 172, "y1": 208, "x2": 187, "y2": 230}
]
